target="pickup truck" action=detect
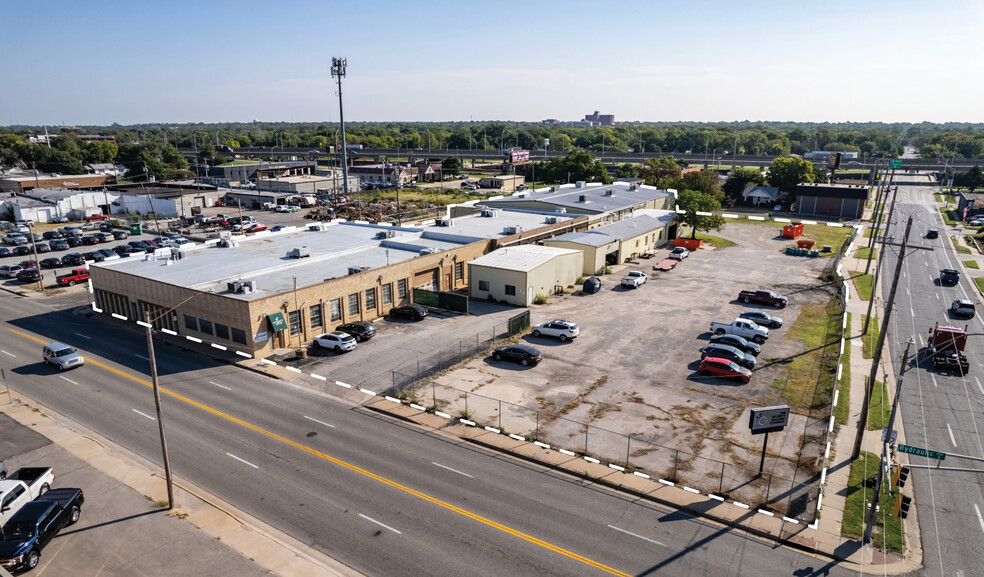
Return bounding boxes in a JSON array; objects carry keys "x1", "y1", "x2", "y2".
[
  {"x1": 621, "y1": 271, "x2": 648, "y2": 288},
  {"x1": 56, "y1": 268, "x2": 90, "y2": 287},
  {"x1": 738, "y1": 289, "x2": 787, "y2": 309},
  {"x1": 709, "y1": 319, "x2": 769, "y2": 344},
  {"x1": 0, "y1": 468, "x2": 54, "y2": 527},
  {"x1": 0, "y1": 488, "x2": 84, "y2": 571}
]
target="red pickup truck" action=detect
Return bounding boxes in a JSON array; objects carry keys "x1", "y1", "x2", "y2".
[
  {"x1": 738, "y1": 289, "x2": 787, "y2": 309},
  {"x1": 56, "y1": 268, "x2": 90, "y2": 286}
]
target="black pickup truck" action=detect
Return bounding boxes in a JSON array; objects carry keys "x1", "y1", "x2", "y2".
[{"x1": 0, "y1": 488, "x2": 84, "y2": 572}]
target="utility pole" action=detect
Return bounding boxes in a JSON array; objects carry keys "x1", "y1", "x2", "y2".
[
  {"x1": 331, "y1": 58, "x2": 350, "y2": 196},
  {"x1": 854, "y1": 216, "x2": 913, "y2": 459},
  {"x1": 145, "y1": 324, "x2": 175, "y2": 509},
  {"x1": 863, "y1": 335, "x2": 915, "y2": 543},
  {"x1": 27, "y1": 224, "x2": 44, "y2": 294}
]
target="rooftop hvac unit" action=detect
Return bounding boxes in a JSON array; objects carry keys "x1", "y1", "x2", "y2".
[
  {"x1": 218, "y1": 239, "x2": 239, "y2": 248},
  {"x1": 544, "y1": 216, "x2": 558, "y2": 224},
  {"x1": 575, "y1": 181, "x2": 586, "y2": 188},
  {"x1": 375, "y1": 230, "x2": 396, "y2": 239},
  {"x1": 287, "y1": 246, "x2": 310, "y2": 258},
  {"x1": 554, "y1": 208, "x2": 566, "y2": 214},
  {"x1": 242, "y1": 280, "x2": 256, "y2": 293},
  {"x1": 227, "y1": 281, "x2": 244, "y2": 293},
  {"x1": 578, "y1": 195, "x2": 589, "y2": 203},
  {"x1": 503, "y1": 226, "x2": 522, "y2": 235},
  {"x1": 347, "y1": 266, "x2": 371, "y2": 275},
  {"x1": 605, "y1": 189, "x2": 615, "y2": 196},
  {"x1": 419, "y1": 248, "x2": 440, "y2": 255},
  {"x1": 480, "y1": 209, "x2": 497, "y2": 218},
  {"x1": 437, "y1": 218, "x2": 453, "y2": 227}
]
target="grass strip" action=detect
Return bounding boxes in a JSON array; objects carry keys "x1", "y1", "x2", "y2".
[
  {"x1": 834, "y1": 312, "x2": 852, "y2": 425},
  {"x1": 842, "y1": 451, "x2": 905, "y2": 550},
  {"x1": 850, "y1": 272, "x2": 873, "y2": 301},
  {"x1": 777, "y1": 297, "x2": 840, "y2": 412},
  {"x1": 965, "y1": 260, "x2": 980, "y2": 269},
  {"x1": 855, "y1": 247, "x2": 876, "y2": 260},
  {"x1": 867, "y1": 380, "x2": 889, "y2": 430},
  {"x1": 862, "y1": 314, "x2": 879, "y2": 359}
]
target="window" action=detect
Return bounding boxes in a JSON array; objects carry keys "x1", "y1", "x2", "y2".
[
  {"x1": 231, "y1": 328, "x2": 247, "y2": 345},
  {"x1": 455, "y1": 261, "x2": 464, "y2": 281},
  {"x1": 635, "y1": 239, "x2": 640, "y2": 246},
  {"x1": 505, "y1": 285, "x2": 516, "y2": 296},
  {"x1": 397, "y1": 278, "x2": 408, "y2": 299},
  {"x1": 310, "y1": 304, "x2": 323, "y2": 328},
  {"x1": 215, "y1": 323, "x2": 230, "y2": 340},
  {"x1": 347, "y1": 293, "x2": 360, "y2": 316},
  {"x1": 288, "y1": 310, "x2": 301, "y2": 335},
  {"x1": 381, "y1": 283, "x2": 392, "y2": 305},
  {"x1": 199, "y1": 319, "x2": 213, "y2": 335},
  {"x1": 329, "y1": 298, "x2": 342, "y2": 322},
  {"x1": 184, "y1": 315, "x2": 197, "y2": 331},
  {"x1": 365, "y1": 287, "x2": 377, "y2": 310},
  {"x1": 479, "y1": 280, "x2": 490, "y2": 291}
]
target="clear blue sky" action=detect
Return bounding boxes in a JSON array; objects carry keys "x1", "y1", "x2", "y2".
[{"x1": 3, "y1": 0, "x2": 982, "y2": 125}]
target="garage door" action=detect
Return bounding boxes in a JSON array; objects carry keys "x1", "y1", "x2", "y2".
[
  {"x1": 413, "y1": 268, "x2": 438, "y2": 290},
  {"x1": 814, "y1": 196, "x2": 841, "y2": 217}
]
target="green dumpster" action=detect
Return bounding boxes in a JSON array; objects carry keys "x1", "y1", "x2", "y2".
[{"x1": 129, "y1": 223, "x2": 143, "y2": 235}]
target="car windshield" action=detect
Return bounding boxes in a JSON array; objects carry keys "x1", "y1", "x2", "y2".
[
  {"x1": 2, "y1": 521, "x2": 34, "y2": 541},
  {"x1": 55, "y1": 347, "x2": 76, "y2": 357}
]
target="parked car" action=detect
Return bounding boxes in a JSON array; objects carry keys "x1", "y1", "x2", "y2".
[
  {"x1": 113, "y1": 244, "x2": 138, "y2": 256},
  {"x1": 969, "y1": 219, "x2": 984, "y2": 227},
  {"x1": 492, "y1": 344, "x2": 543, "y2": 366},
  {"x1": 19, "y1": 260, "x2": 39, "y2": 270},
  {"x1": 531, "y1": 320, "x2": 580, "y2": 341},
  {"x1": 16, "y1": 269, "x2": 41, "y2": 283},
  {"x1": 63, "y1": 236, "x2": 82, "y2": 248},
  {"x1": 245, "y1": 223, "x2": 268, "y2": 233},
  {"x1": 709, "y1": 333, "x2": 761, "y2": 356},
  {"x1": 926, "y1": 228, "x2": 939, "y2": 239},
  {"x1": 11, "y1": 246, "x2": 31, "y2": 257},
  {"x1": 952, "y1": 299, "x2": 976, "y2": 317},
  {"x1": 312, "y1": 331, "x2": 357, "y2": 352},
  {"x1": 270, "y1": 225, "x2": 287, "y2": 232},
  {"x1": 699, "y1": 357, "x2": 752, "y2": 383},
  {"x1": 0, "y1": 487, "x2": 85, "y2": 572},
  {"x1": 42, "y1": 342, "x2": 84, "y2": 370},
  {"x1": 709, "y1": 319, "x2": 769, "y2": 343},
  {"x1": 700, "y1": 343, "x2": 756, "y2": 369},
  {"x1": 739, "y1": 310, "x2": 783, "y2": 329},
  {"x1": 32, "y1": 243, "x2": 50, "y2": 254},
  {"x1": 41, "y1": 231, "x2": 62, "y2": 240},
  {"x1": 0, "y1": 248, "x2": 10, "y2": 258},
  {"x1": 0, "y1": 467, "x2": 55, "y2": 526},
  {"x1": 39, "y1": 258, "x2": 61, "y2": 269},
  {"x1": 82, "y1": 251, "x2": 105, "y2": 263},
  {"x1": 0, "y1": 460, "x2": 5, "y2": 480},
  {"x1": 61, "y1": 253, "x2": 86, "y2": 267},
  {"x1": 112, "y1": 229, "x2": 129, "y2": 240},
  {"x1": 620, "y1": 271, "x2": 648, "y2": 288},
  {"x1": 56, "y1": 268, "x2": 90, "y2": 286},
  {"x1": 83, "y1": 213, "x2": 108, "y2": 220},
  {"x1": 388, "y1": 305, "x2": 427, "y2": 320},
  {"x1": 737, "y1": 289, "x2": 787, "y2": 309},
  {"x1": 48, "y1": 239, "x2": 69, "y2": 251},
  {"x1": 98, "y1": 222, "x2": 114, "y2": 232},
  {"x1": 941, "y1": 268, "x2": 960, "y2": 285},
  {"x1": 669, "y1": 246, "x2": 690, "y2": 260},
  {"x1": 336, "y1": 321, "x2": 376, "y2": 342},
  {"x1": 0, "y1": 265, "x2": 23, "y2": 278},
  {"x1": 2, "y1": 234, "x2": 27, "y2": 245},
  {"x1": 80, "y1": 235, "x2": 101, "y2": 245},
  {"x1": 96, "y1": 249, "x2": 119, "y2": 261}
]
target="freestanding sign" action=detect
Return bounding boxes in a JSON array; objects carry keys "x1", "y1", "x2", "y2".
[
  {"x1": 889, "y1": 160, "x2": 902, "y2": 169},
  {"x1": 748, "y1": 405, "x2": 790, "y2": 473}
]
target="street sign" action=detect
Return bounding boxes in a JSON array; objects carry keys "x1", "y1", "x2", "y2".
[
  {"x1": 898, "y1": 443, "x2": 946, "y2": 460},
  {"x1": 749, "y1": 405, "x2": 789, "y2": 434},
  {"x1": 889, "y1": 160, "x2": 902, "y2": 169}
]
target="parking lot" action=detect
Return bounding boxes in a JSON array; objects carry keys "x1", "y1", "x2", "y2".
[{"x1": 426, "y1": 221, "x2": 847, "y2": 486}]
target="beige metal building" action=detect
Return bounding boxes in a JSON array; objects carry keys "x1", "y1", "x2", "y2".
[
  {"x1": 467, "y1": 245, "x2": 583, "y2": 306},
  {"x1": 476, "y1": 181, "x2": 673, "y2": 221},
  {"x1": 543, "y1": 211, "x2": 675, "y2": 274},
  {"x1": 479, "y1": 175, "x2": 525, "y2": 192}
]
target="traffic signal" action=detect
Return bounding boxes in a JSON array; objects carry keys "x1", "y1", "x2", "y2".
[
  {"x1": 898, "y1": 495, "x2": 912, "y2": 519},
  {"x1": 891, "y1": 465, "x2": 910, "y2": 488}
]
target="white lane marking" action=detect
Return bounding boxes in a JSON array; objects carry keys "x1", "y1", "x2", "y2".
[
  {"x1": 432, "y1": 462, "x2": 473, "y2": 478},
  {"x1": 607, "y1": 525, "x2": 665, "y2": 547},
  {"x1": 132, "y1": 409, "x2": 155, "y2": 421},
  {"x1": 948, "y1": 423, "x2": 958, "y2": 447},
  {"x1": 303, "y1": 415, "x2": 335, "y2": 428},
  {"x1": 936, "y1": 293, "x2": 939, "y2": 300},
  {"x1": 975, "y1": 504, "x2": 984, "y2": 534},
  {"x1": 226, "y1": 453, "x2": 259, "y2": 469},
  {"x1": 59, "y1": 376, "x2": 78, "y2": 385},
  {"x1": 0, "y1": 350, "x2": 15, "y2": 357},
  {"x1": 75, "y1": 333, "x2": 90, "y2": 340},
  {"x1": 208, "y1": 381, "x2": 231, "y2": 391},
  {"x1": 906, "y1": 287, "x2": 910, "y2": 295},
  {"x1": 931, "y1": 373, "x2": 938, "y2": 388},
  {"x1": 977, "y1": 377, "x2": 984, "y2": 396},
  {"x1": 359, "y1": 513, "x2": 402, "y2": 534},
  {"x1": 135, "y1": 354, "x2": 150, "y2": 361}
]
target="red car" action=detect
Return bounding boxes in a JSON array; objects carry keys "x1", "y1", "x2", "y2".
[
  {"x1": 698, "y1": 356, "x2": 751, "y2": 384},
  {"x1": 83, "y1": 214, "x2": 108, "y2": 221},
  {"x1": 245, "y1": 223, "x2": 268, "y2": 233}
]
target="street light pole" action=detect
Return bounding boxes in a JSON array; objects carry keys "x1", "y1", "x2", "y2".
[
  {"x1": 331, "y1": 57, "x2": 350, "y2": 196},
  {"x1": 145, "y1": 324, "x2": 175, "y2": 510}
]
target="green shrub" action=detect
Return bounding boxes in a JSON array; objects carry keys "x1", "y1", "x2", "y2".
[{"x1": 576, "y1": 277, "x2": 585, "y2": 285}]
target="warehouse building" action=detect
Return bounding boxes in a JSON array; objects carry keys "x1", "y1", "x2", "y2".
[
  {"x1": 474, "y1": 181, "x2": 673, "y2": 223},
  {"x1": 478, "y1": 175, "x2": 525, "y2": 192},
  {"x1": 0, "y1": 173, "x2": 109, "y2": 193},
  {"x1": 467, "y1": 245, "x2": 583, "y2": 307},
  {"x1": 2, "y1": 188, "x2": 119, "y2": 222},
  {"x1": 88, "y1": 208, "x2": 585, "y2": 357},
  {"x1": 543, "y1": 211, "x2": 674, "y2": 274},
  {"x1": 795, "y1": 183, "x2": 869, "y2": 220}
]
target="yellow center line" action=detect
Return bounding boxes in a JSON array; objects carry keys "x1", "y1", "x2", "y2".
[{"x1": 9, "y1": 328, "x2": 630, "y2": 576}]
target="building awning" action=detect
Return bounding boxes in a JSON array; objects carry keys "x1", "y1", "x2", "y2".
[{"x1": 267, "y1": 312, "x2": 288, "y2": 332}]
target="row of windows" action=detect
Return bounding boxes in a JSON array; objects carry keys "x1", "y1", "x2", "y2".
[{"x1": 184, "y1": 315, "x2": 248, "y2": 345}]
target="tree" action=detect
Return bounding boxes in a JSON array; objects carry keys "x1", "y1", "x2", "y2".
[
  {"x1": 767, "y1": 157, "x2": 816, "y2": 193},
  {"x1": 638, "y1": 156, "x2": 680, "y2": 189},
  {"x1": 676, "y1": 189, "x2": 725, "y2": 239},
  {"x1": 441, "y1": 156, "x2": 461, "y2": 174},
  {"x1": 539, "y1": 150, "x2": 610, "y2": 184},
  {"x1": 723, "y1": 167, "x2": 766, "y2": 204},
  {"x1": 674, "y1": 170, "x2": 720, "y2": 199},
  {"x1": 954, "y1": 166, "x2": 984, "y2": 192},
  {"x1": 617, "y1": 163, "x2": 637, "y2": 178}
]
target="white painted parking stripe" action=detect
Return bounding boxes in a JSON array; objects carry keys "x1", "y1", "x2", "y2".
[
  {"x1": 432, "y1": 462, "x2": 473, "y2": 478},
  {"x1": 0, "y1": 350, "x2": 14, "y2": 357},
  {"x1": 132, "y1": 409, "x2": 155, "y2": 421},
  {"x1": 607, "y1": 525, "x2": 665, "y2": 547},
  {"x1": 59, "y1": 376, "x2": 78, "y2": 385},
  {"x1": 975, "y1": 504, "x2": 984, "y2": 534},
  {"x1": 111, "y1": 313, "x2": 127, "y2": 320},
  {"x1": 235, "y1": 350, "x2": 251, "y2": 358},
  {"x1": 358, "y1": 513, "x2": 402, "y2": 534},
  {"x1": 335, "y1": 380, "x2": 352, "y2": 388},
  {"x1": 137, "y1": 321, "x2": 152, "y2": 328},
  {"x1": 948, "y1": 423, "x2": 958, "y2": 447},
  {"x1": 285, "y1": 366, "x2": 301, "y2": 373},
  {"x1": 186, "y1": 336, "x2": 202, "y2": 343},
  {"x1": 75, "y1": 333, "x2": 90, "y2": 340},
  {"x1": 310, "y1": 373, "x2": 327, "y2": 381},
  {"x1": 161, "y1": 328, "x2": 177, "y2": 336},
  {"x1": 226, "y1": 453, "x2": 259, "y2": 469},
  {"x1": 303, "y1": 415, "x2": 335, "y2": 428},
  {"x1": 211, "y1": 343, "x2": 227, "y2": 351},
  {"x1": 977, "y1": 377, "x2": 984, "y2": 396},
  {"x1": 135, "y1": 354, "x2": 150, "y2": 361},
  {"x1": 208, "y1": 381, "x2": 231, "y2": 391}
]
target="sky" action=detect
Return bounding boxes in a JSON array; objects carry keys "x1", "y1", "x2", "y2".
[{"x1": 3, "y1": 0, "x2": 983, "y2": 125}]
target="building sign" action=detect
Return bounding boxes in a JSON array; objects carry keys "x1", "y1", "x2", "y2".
[
  {"x1": 253, "y1": 331, "x2": 268, "y2": 343},
  {"x1": 509, "y1": 150, "x2": 530, "y2": 165},
  {"x1": 748, "y1": 405, "x2": 790, "y2": 435},
  {"x1": 266, "y1": 312, "x2": 288, "y2": 332}
]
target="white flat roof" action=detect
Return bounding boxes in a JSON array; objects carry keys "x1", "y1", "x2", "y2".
[{"x1": 467, "y1": 244, "x2": 580, "y2": 273}]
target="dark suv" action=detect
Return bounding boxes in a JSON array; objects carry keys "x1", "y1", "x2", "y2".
[
  {"x1": 336, "y1": 321, "x2": 376, "y2": 342},
  {"x1": 926, "y1": 229, "x2": 939, "y2": 239},
  {"x1": 941, "y1": 268, "x2": 960, "y2": 285},
  {"x1": 700, "y1": 343, "x2": 756, "y2": 369}
]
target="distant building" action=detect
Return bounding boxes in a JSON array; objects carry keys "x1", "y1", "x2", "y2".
[
  {"x1": 196, "y1": 160, "x2": 316, "y2": 186},
  {"x1": 540, "y1": 119, "x2": 561, "y2": 125},
  {"x1": 479, "y1": 175, "x2": 525, "y2": 193},
  {"x1": 584, "y1": 111, "x2": 614, "y2": 126},
  {"x1": 347, "y1": 165, "x2": 416, "y2": 187},
  {"x1": 741, "y1": 185, "x2": 779, "y2": 207},
  {"x1": 85, "y1": 163, "x2": 128, "y2": 177},
  {"x1": 0, "y1": 173, "x2": 108, "y2": 194}
]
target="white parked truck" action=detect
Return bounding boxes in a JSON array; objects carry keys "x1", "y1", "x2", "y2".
[
  {"x1": 0, "y1": 467, "x2": 55, "y2": 526},
  {"x1": 709, "y1": 319, "x2": 769, "y2": 344},
  {"x1": 621, "y1": 271, "x2": 648, "y2": 288}
]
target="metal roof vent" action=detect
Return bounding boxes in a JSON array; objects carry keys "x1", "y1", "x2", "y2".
[
  {"x1": 287, "y1": 246, "x2": 310, "y2": 258},
  {"x1": 579, "y1": 195, "x2": 589, "y2": 203}
]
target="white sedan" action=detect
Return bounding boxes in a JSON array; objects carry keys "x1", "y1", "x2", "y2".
[
  {"x1": 312, "y1": 331, "x2": 356, "y2": 352},
  {"x1": 669, "y1": 246, "x2": 690, "y2": 260},
  {"x1": 531, "y1": 320, "x2": 580, "y2": 342}
]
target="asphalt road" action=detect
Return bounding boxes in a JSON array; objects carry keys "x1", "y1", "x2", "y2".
[
  {"x1": 876, "y1": 179, "x2": 984, "y2": 577},
  {"x1": 0, "y1": 290, "x2": 859, "y2": 576}
]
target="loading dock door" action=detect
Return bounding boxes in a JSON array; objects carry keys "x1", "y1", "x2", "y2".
[{"x1": 414, "y1": 268, "x2": 438, "y2": 290}]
